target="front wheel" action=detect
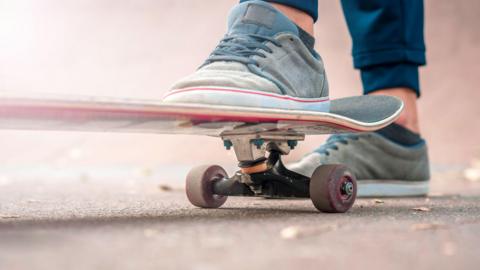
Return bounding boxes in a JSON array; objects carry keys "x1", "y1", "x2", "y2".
[
  {"x1": 309, "y1": 164, "x2": 357, "y2": 213},
  {"x1": 185, "y1": 165, "x2": 228, "y2": 208}
]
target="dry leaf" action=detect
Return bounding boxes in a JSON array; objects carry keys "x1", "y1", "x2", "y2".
[
  {"x1": 133, "y1": 167, "x2": 153, "y2": 178},
  {"x1": 412, "y1": 207, "x2": 431, "y2": 212},
  {"x1": 143, "y1": 229, "x2": 158, "y2": 238},
  {"x1": 464, "y1": 168, "x2": 480, "y2": 182},
  {"x1": 411, "y1": 223, "x2": 446, "y2": 231},
  {"x1": 442, "y1": 241, "x2": 456, "y2": 256},
  {"x1": 280, "y1": 226, "x2": 301, "y2": 239},
  {"x1": 280, "y1": 225, "x2": 338, "y2": 240},
  {"x1": 158, "y1": 184, "x2": 173, "y2": 191},
  {"x1": 0, "y1": 176, "x2": 10, "y2": 186},
  {"x1": 0, "y1": 215, "x2": 20, "y2": 219}
]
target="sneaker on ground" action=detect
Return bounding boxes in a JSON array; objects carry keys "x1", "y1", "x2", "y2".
[{"x1": 288, "y1": 132, "x2": 431, "y2": 197}]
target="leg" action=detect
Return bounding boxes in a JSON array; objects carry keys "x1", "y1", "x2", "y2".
[
  {"x1": 268, "y1": 3, "x2": 314, "y2": 35},
  {"x1": 341, "y1": 0, "x2": 426, "y2": 133},
  {"x1": 289, "y1": 1, "x2": 430, "y2": 197},
  {"x1": 243, "y1": 0, "x2": 318, "y2": 35}
]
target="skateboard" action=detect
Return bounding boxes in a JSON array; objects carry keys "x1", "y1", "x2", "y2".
[{"x1": 0, "y1": 92, "x2": 403, "y2": 213}]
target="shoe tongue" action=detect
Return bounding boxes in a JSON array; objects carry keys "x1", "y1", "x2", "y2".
[{"x1": 227, "y1": 1, "x2": 299, "y2": 38}]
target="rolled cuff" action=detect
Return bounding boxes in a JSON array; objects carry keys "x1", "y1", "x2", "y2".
[
  {"x1": 353, "y1": 48, "x2": 426, "y2": 69},
  {"x1": 361, "y1": 63, "x2": 421, "y2": 97},
  {"x1": 243, "y1": 0, "x2": 319, "y2": 22}
]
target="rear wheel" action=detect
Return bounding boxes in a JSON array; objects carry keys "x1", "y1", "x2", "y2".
[
  {"x1": 186, "y1": 165, "x2": 228, "y2": 208},
  {"x1": 309, "y1": 164, "x2": 357, "y2": 213}
]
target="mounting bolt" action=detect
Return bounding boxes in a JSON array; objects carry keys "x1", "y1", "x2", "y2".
[
  {"x1": 223, "y1": 140, "x2": 233, "y2": 150},
  {"x1": 287, "y1": 140, "x2": 298, "y2": 150},
  {"x1": 252, "y1": 139, "x2": 264, "y2": 149},
  {"x1": 342, "y1": 181, "x2": 354, "y2": 196}
]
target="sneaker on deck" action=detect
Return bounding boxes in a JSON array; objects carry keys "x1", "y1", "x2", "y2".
[{"x1": 163, "y1": 0, "x2": 330, "y2": 112}]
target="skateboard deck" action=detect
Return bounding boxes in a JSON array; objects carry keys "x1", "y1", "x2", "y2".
[
  {"x1": 0, "y1": 91, "x2": 403, "y2": 213},
  {"x1": 0, "y1": 92, "x2": 403, "y2": 136}
]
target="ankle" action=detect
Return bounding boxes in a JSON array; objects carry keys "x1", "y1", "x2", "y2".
[
  {"x1": 270, "y1": 3, "x2": 314, "y2": 35},
  {"x1": 369, "y1": 87, "x2": 421, "y2": 134}
]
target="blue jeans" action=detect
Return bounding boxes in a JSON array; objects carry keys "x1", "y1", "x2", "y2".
[{"x1": 239, "y1": 0, "x2": 426, "y2": 96}]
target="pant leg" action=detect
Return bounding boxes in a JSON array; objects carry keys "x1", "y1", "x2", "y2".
[
  {"x1": 240, "y1": 0, "x2": 318, "y2": 22},
  {"x1": 340, "y1": 0, "x2": 426, "y2": 96}
]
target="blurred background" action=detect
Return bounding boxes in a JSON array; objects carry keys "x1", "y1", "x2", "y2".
[{"x1": 0, "y1": 0, "x2": 479, "y2": 188}]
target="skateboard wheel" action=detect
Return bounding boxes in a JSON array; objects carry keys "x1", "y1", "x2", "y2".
[
  {"x1": 309, "y1": 164, "x2": 357, "y2": 213},
  {"x1": 186, "y1": 165, "x2": 228, "y2": 208}
]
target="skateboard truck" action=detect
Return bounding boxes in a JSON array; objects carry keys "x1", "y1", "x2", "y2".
[
  {"x1": 222, "y1": 133, "x2": 304, "y2": 174},
  {"x1": 185, "y1": 132, "x2": 358, "y2": 213},
  {"x1": 220, "y1": 133, "x2": 305, "y2": 194}
]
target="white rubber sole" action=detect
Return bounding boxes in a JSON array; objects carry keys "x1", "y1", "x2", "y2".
[
  {"x1": 357, "y1": 180, "x2": 430, "y2": 197},
  {"x1": 163, "y1": 87, "x2": 330, "y2": 112}
]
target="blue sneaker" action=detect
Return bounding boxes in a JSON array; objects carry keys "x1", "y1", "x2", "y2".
[{"x1": 163, "y1": 0, "x2": 329, "y2": 112}]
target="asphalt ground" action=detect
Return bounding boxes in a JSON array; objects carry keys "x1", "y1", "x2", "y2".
[{"x1": 1, "y1": 173, "x2": 479, "y2": 270}]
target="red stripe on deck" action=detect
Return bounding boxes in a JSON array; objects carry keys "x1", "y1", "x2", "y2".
[{"x1": 163, "y1": 87, "x2": 330, "y2": 103}]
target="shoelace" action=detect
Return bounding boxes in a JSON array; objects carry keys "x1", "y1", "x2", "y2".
[
  {"x1": 203, "y1": 34, "x2": 282, "y2": 67},
  {"x1": 314, "y1": 134, "x2": 360, "y2": 156}
]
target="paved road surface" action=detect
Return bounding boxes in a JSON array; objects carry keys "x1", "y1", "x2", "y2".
[{"x1": 1, "y1": 174, "x2": 479, "y2": 270}]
